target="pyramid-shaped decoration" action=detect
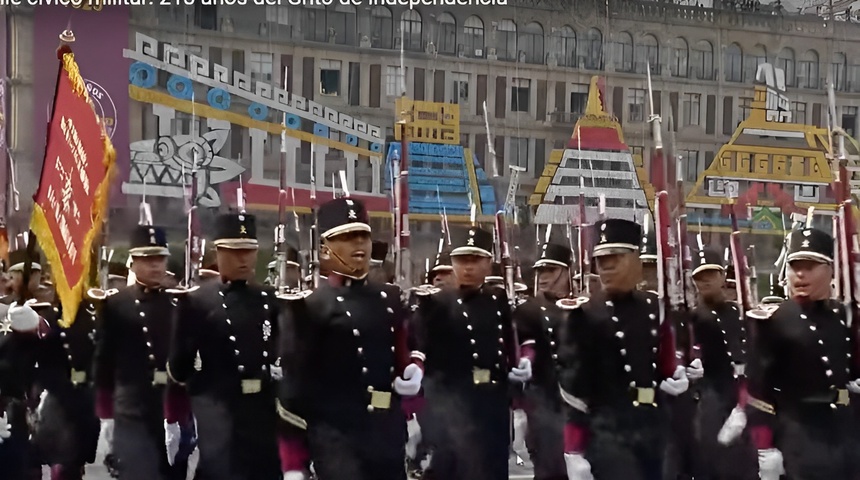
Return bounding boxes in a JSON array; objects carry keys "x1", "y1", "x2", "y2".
[
  {"x1": 685, "y1": 62, "x2": 860, "y2": 229},
  {"x1": 530, "y1": 77, "x2": 654, "y2": 224}
]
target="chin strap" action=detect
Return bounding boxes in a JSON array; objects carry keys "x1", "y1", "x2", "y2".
[{"x1": 325, "y1": 244, "x2": 363, "y2": 276}]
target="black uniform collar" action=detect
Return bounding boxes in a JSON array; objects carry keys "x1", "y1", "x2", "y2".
[
  {"x1": 135, "y1": 281, "x2": 163, "y2": 294},
  {"x1": 328, "y1": 272, "x2": 367, "y2": 288},
  {"x1": 223, "y1": 279, "x2": 248, "y2": 291}
]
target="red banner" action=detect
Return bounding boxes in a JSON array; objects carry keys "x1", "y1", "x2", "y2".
[{"x1": 31, "y1": 50, "x2": 116, "y2": 327}]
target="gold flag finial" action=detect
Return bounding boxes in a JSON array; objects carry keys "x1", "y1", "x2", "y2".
[{"x1": 59, "y1": 29, "x2": 75, "y2": 43}]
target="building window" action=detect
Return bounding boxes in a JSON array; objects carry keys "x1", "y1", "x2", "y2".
[
  {"x1": 193, "y1": 5, "x2": 217, "y2": 30},
  {"x1": 370, "y1": 7, "x2": 393, "y2": 49},
  {"x1": 832, "y1": 53, "x2": 847, "y2": 91},
  {"x1": 793, "y1": 101, "x2": 807, "y2": 124},
  {"x1": 582, "y1": 28, "x2": 603, "y2": 70},
  {"x1": 386, "y1": 66, "x2": 405, "y2": 97},
  {"x1": 519, "y1": 22, "x2": 544, "y2": 64},
  {"x1": 437, "y1": 12, "x2": 457, "y2": 55},
  {"x1": 249, "y1": 52, "x2": 273, "y2": 83},
  {"x1": 681, "y1": 150, "x2": 701, "y2": 182},
  {"x1": 777, "y1": 48, "x2": 796, "y2": 87},
  {"x1": 558, "y1": 26, "x2": 576, "y2": 67},
  {"x1": 739, "y1": 97, "x2": 753, "y2": 124},
  {"x1": 639, "y1": 34, "x2": 659, "y2": 74},
  {"x1": 797, "y1": 50, "x2": 820, "y2": 89},
  {"x1": 682, "y1": 93, "x2": 701, "y2": 127},
  {"x1": 265, "y1": 5, "x2": 289, "y2": 25},
  {"x1": 320, "y1": 60, "x2": 341, "y2": 96},
  {"x1": 401, "y1": 10, "x2": 423, "y2": 52},
  {"x1": 451, "y1": 72, "x2": 469, "y2": 105},
  {"x1": 463, "y1": 16, "x2": 484, "y2": 57},
  {"x1": 628, "y1": 88, "x2": 646, "y2": 123},
  {"x1": 510, "y1": 137, "x2": 529, "y2": 169},
  {"x1": 843, "y1": 106, "x2": 857, "y2": 137},
  {"x1": 744, "y1": 45, "x2": 767, "y2": 84},
  {"x1": 692, "y1": 40, "x2": 714, "y2": 81},
  {"x1": 613, "y1": 32, "x2": 634, "y2": 72},
  {"x1": 671, "y1": 38, "x2": 688, "y2": 78},
  {"x1": 511, "y1": 78, "x2": 530, "y2": 113},
  {"x1": 724, "y1": 43, "x2": 743, "y2": 83},
  {"x1": 570, "y1": 84, "x2": 588, "y2": 115},
  {"x1": 496, "y1": 19, "x2": 517, "y2": 62}
]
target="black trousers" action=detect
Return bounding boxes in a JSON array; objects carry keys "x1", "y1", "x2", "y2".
[
  {"x1": 524, "y1": 387, "x2": 566, "y2": 480},
  {"x1": 114, "y1": 414, "x2": 189, "y2": 480},
  {"x1": 0, "y1": 399, "x2": 41, "y2": 480},
  {"x1": 583, "y1": 407, "x2": 667, "y2": 480},
  {"x1": 307, "y1": 412, "x2": 406, "y2": 480},
  {"x1": 691, "y1": 386, "x2": 758, "y2": 480},
  {"x1": 777, "y1": 406, "x2": 860, "y2": 480}
]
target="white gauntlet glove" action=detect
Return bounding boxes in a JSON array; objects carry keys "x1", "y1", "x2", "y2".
[
  {"x1": 717, "y1": 406, "x2": 747, "y2": 445},
  {"x1": 564, "y1": 452, "x2": 594, "y2": 480},
  {"x1": 685, "y1": 358, "x2": 704, "y2": 381},
  {"x1": 270, "y1": 364, "x2": 284, "y2": 381},
  {"x1": 283, "y1": 472, "x2": 306, "y2": 480},
  {"x1": 512, "y1": 409, "x2": 529, "y2": 461},
  {"x1": 757, "y1": 448, "x2": 785, "y2": 480},
  {"x1": 847, "y1": 379, "x2": 860, "y2": 394},
  {"x1": 99, "y1": 419, "x2": 115, "y2": 450},
  {"x1": 659, "y1": 366, "x2": 690, "y2": 396},
  {"x1": 8, "y1": 301, "x2": 39, "y2": 332},
  {"x1": 164, "y1": 420, "x2": 181, "y2": 466},
  {"x1": 508, "y1": 358, "x2": 532, "y2": 383},
  {"x1": 394, "y1": 364, "x2": 423, "y2": 396},
  {"x1": 405, "y1": 415, "x2": 422, "y2": 460},
  {"x1": 0, "y1": 413, "x2": 11, "y2": 443}
]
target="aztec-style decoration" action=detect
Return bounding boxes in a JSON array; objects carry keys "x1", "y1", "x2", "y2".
[
  {"x1": 685, "y1": 62, "x2": 860, "y2": 234},
  {"x1": 529, "y1": 76, "x2": 653, "y2": 224},
  {"x1": 123, "y1": 32, "x2": 388, "y2": 212},
  {"x1": 385, "y1": 99, "x2": 496, "y2": 221}
]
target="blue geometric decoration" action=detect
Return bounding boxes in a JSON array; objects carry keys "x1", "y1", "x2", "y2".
[
  {"x1": 385, "y1": 142, "x2": 496, "y2": 216},
  {"x1": 313, "y1": 123, "x2": 329, "y2": 137},
  {"x1": 248, "y1": 102, "x2": 268, "y2": 120},
  {"x1": 472, "y1": 153, "x2": 497, "y2": 214},
  {"x1": 166, "y1": 75, "x2": 193, "y2": 100},
  {"x1": 370, "y1": 142, "x2": 383, "y2": 153},
  {"x1": 284, "y1": 114, "x2": 301, "y2": 129},
  {"x1": 129, "y1": 62, "x2": 156, "y2": 88},
  {"x1": 207, "y1": 88, "x2": 231, "y2": 110},
  {"x1": 345, "y1": 134, "x2": 358, "y2": 146}
]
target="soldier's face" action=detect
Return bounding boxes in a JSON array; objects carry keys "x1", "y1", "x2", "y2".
[
  {"x1": 787, "y1": 259, "x2": 833, "y2": 300},
  {"x1": 451, "y1": 254, "x2": 492, "y2": 288},
  {"x1": 131, "y1": 255, "x2": 168, "y2": 286},
  {"x1": 536, "y1": 265, "x2": 569, "y2": 297},
  {"x1": 322, "y1": 231, "x2": 372, "y2": 277},
  {"x1": 595, "y1": 252, "x2": 641, "y2": 294},
  {"x1": 10, "y1": 270, "x2": 41, "y2": 294},
  {"x1": 432, "y1": 269, "x2": 455, "y2": 288},
  {"x1": 216, "y1": 248, "x2": 258, "y2": 281},
  {"x1": 693, "y1": 269, "x2": 726, "y2": 302}
]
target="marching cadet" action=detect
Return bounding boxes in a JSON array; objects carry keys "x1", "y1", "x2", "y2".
[
  {"x1": 412, "y1": 225, "x2": 532, "y2": 480},
  {"x1": 638, "y1": 219, "x2": 658, "y2": 293},
  {"x1": 0, "y1": 301, "x2": 44, "y2": 480},
  {"x1": 428, "y1": 250, "x2": 455, "y2": 288},
  {"x1": 168, "y1": 212, "x2": 285, "y2": 480},
  {"x1": 93, "y1": 225, "x2": 193, "y2": 480},
  {"x1": 198, "y1": 250, "x2": 221, "y2": 287},
  {"x1": 512, "y1": 243, "x2": 572, "y2": 480},
  {"x1": 557, "y1": 218, "x2": 691, "y2": 480},
  {"x1": 686, "y1": 248, "x2": 757, "y2": 480},
  {"x1": 1, "y1": 249, "x2": 51, "y2": 304},
  {"x1": 722, "y1": 228, "x2": 860, "y2": 480},
  {"x1": 368, "y1": 240, "x2": 395, "y2": 284},
  {"x1": 278, "y1": 197, "x2": 422, "y2": 480}
]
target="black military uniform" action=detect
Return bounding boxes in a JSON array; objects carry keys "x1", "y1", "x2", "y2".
[
  {"x1": 93, "y1": 225, "x2": 191, "y2": 480},
  {"x1": 512, "y1": 243, "x2": 570, "y2": 480},
  {"x1": 687, "y1": 248, "x2": 757, "y2": 480},
  {"x1": 278, "y1": 197, "x2": 417, "y2": 480},
  {"x1": 557, "y1": 218, "x2": 687, "y2": 480},
  {"x1": 427, "y1": 250, "x2": 454, "y2": 286},
  {"x1": 412, "y1": 226, "x2": 522, "y2": 480},
  {"x1": 745, "y1": 228, "x2": 860, "y2": 479},
  {"x1": 168, "y1": 213, "x2": 283, "y2": 480}
]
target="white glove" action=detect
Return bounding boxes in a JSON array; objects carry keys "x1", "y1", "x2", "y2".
[
  {"x1": 758, "y1": 448, "x2": 785, "y2": 480},
  {"x1": 405, "y1": 415, "x2": 422, "y2": 460},
  {"x1": 564, "y1": 452, "x2": 594, "y2": 480},
  {"x1": 99, "y1": 419, "x2": 115, "y2": 450},
  {"x1": 512, "y1": 409, "x2": 529, "y2": 461},
  {"x1": 717, "y1": 406, "x2": 747, "y2": 445},
  {"x1": 283, "y1": 471, "x2": 306, "y2": 480},
  {"x1": 848, "y1": 379, "x2": 860, "y2": 394},
  {"x1": 394, "y1": 363, "x2": 423, "y2": 396},
  {"x1": 8, "y1": 302, "x2": 39, "y2": 332},
  {"x1": 508, "y1": 358, "x2": 533, "y2": 383},
  {"x1": 270, "y1": 364, "x2": 284, "y2": 381},
  {"x1": 165, "y1": 420, "x2": 181, "y2": 466},
  {"x1": 0, "y1": 413, "x2": 11, "y2": 443},
  {"x1": 659, "y1": 366, "x2": 690, "y2": 396},
  {"x1": 685, "y1": 358, "x2": 704, "y2": 381}
]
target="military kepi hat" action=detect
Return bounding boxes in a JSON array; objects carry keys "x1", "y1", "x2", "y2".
[
  {"x1": 319, "y1": 197, "x2": 371, "y2": 240},
  {"x1": 640, "y1": 220, "x2": 658, "y2": 263},
  {"x1": 692, "y1": 247, "x2": 725, "y2": 277},
  {"x1": 128, "y1": 225, "x2": 170, "y2": 257},
  {"x1": 213, "y1": 213, "x2": 258, "y2": 250},
  {"x1": 431, "y1": 250, "x2": 454, "y2": 272},
  {"x1": 534, "y1": 243, "x2": 571, "y2": 269},
  {"x1": 7, "y1": 249, "x2": 41, "y2": 273},
  {"x1": 787, "y1": 227, "x2": 833, "y2": 264},
  {"x1": 371, "y1": 241, "x2": 389, "y2": 266},
  {"x1": 450, "y1": 226, "x2": 493, "y2": 258},
  {"x1": 592, "y1": 219, "x2": 641, "y2": 257}
]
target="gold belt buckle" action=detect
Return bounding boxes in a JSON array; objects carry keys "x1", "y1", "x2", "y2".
[
  {"x1": 837, "y1": 388, "x2": 850, "y2": 406},
  {"x1": 369, "y1": 390, "x2": 392, "y2": 410},
  {"x1": 473, "y1": 368, "x2": 491, "y2": 385},
  {"x1": 152, "y1": 371, "x2": 168, "y2": 385},
  {"x1": 70, "y1": 369, "x2": 86, "y2": 385},
  {"x1": 241, "y1": 379, "x2": 262, "y2": 394},
  {"x1": 635, "y1": 388, "x2": 655, "y2": 406},
  {"x1": 733, "y1": 363, "x2": 746, "y2": 377}
]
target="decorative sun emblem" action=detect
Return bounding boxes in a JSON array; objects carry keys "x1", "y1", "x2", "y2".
[
  {"x1": 801, "y1": 240, "x2": 810, "y2": 248},
  {"x1": 263, "y1": 319, "x2": 272, "y2": 341},
  {"x1": 600, "y1": 234, "x2": 607, "y2": 243},
  {"x1": 0, "y1": 317, "x2": 12, "y2": 335},
  {"x1": 348, "y1": 209, "x2": 357, "y2": 220},
  {"x1": 240, "y1": 225, "x2": 247, "y2": 235},
  {"x1": 467, "y1": 238, "x2": 475, "y2": 246}
]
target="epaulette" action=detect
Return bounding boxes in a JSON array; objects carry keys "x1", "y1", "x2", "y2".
[
  {"x1": 747, "y1": 306, "x2": 776, "y2": 320},
  {"x1": 276, "y1": 289, "x2": 312, "y2": 301},
  {"x1": 514, "y1": 282, "x2": 528, "y2": 293},
  {"x1": 165, "y1": 286, "x2": 200, "y2": 295},
  {"x1": 86, "y1": 287, "x2": 119, "y2": 301},
  {"x1": 413, "y1": 285, "x2": 440, "y2": 297},
  {"x1": 556, "y1": 296, "x2": 589, "y2": 310}
]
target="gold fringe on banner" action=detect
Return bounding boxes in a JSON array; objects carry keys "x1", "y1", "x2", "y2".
[{"x1": 30, "y1": 52, "x2": 117, "y2": 328}]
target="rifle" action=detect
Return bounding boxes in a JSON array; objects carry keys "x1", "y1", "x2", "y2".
[
  {"x1": 745, "y1": 204, "x2": 759, "y2": 305},
  {"x1": 654, "y1": 191, "x2": 680, "y2": 378},
  {"x1": 308, "y1": 143, "x2": 320, "y2": 290},
  {"x1": 274, "y1": 70, "x2": 292, "y2": 294},
  {"x1": 183, "y1": 159, "x2": 203, "y2": 288},
  {"x1": 393, "y1": 118, "x2": 412, "y2": 291}
]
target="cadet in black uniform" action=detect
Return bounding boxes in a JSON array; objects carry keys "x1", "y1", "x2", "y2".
[
  {"x1": 93, "y1": 225, "x2": 192, "y2": 480},
  {"x1": 428, "y1": 250, "x2": 455, "y2": 288},
  {"x1": 686, "y1": 248, "x2": 757, "y2": 480},
  {"x1": 0, "y1": 299, "x2": 43, "y2": 480},
  {"x1": 266, "y1": 246, "x2": 301, "y2": 289},
  {"x1": 168, "y1": 213, "x2": 284, "y2": 480},
  {"x1": 557, "y1": 218, "x2": 690, "y2": 480},
  {"x1": 278, "y1": 197, "x2": 421, "y2": 480},
  {"x1": 638, "y1": 219, "x2": 658, "y2": 293},
  {"x1": 413, "y1": 226, "x2": 532, "y2": 480},
  {"x1": 367, "y1": 240, "x2": 395, "y2": 285},
  {"x1": 513, "y1": 243, "x2": 571, "y2": 480},
  {"x1": 734, "y1": 228, "x2": 860, "y2": 480}
]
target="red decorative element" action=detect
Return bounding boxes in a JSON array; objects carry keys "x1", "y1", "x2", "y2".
[
  {"x1": 278, "y1": 437, "x2": 310, "y2": 473},
  {"x1": 750, "y1": 425, "x2": 773, "y2": 450},
  {"x1": 563, "y1": 422, "x2": 589, "y2": 453},
  {"x1": 521, "y1": 343, "x2": 537, "y2": 363},
  {"x1": 393, "y1": 314, "x2": 410, "y2": 376},
  {"x1": 222, "y1": 182, "x2": 390, "y2": 213},
  {"x1": 95, "y1": 388, "x2": 113, "y2": 419},
  {"x1": 658, "y1": 317, "x2": 679, "y2": 379},
  {"x1": 401, "y1": 395, "x2": 426, "y2": 418},
  {"x1": 767, "y1": 183, "x2": 798, "y2": 214},
  {"x1": 566, "y1": 127, "x2": 628, "y2": 152},
  {"x1": 651, "y1": 149, "x2": 666, "y2": 193},
  {"x1": 163, "y1": 382, "x2": 192, "y2": 424}
]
